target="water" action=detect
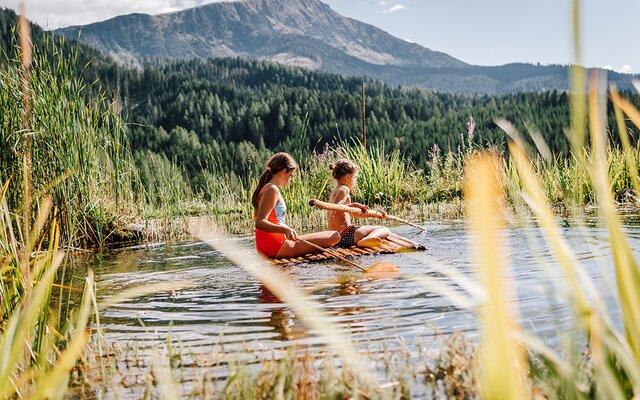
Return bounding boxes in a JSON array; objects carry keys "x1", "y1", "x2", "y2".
[{"x1": 80, "y1": 218, "x2": 640, "y2": 393}]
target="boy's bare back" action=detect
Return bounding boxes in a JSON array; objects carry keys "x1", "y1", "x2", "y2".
[{"x1": 328, "y1": 185, "x2": 351, "y2": 232}]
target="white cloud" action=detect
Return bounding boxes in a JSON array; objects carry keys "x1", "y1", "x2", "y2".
[
  {"x1": 383, "y1": 4, "x2": 406, "y2": 14},
  {"x1": 378, "y1": 1, "x2": 387, "y2": 5},
  {"x1": 618, "y1": 64, "x2": 632, "y2": 74},
  {"x1": 0, "y1": 0, "x2": 224, "y2": 29},
  {"x1": 602, "y1": 64, "x2": 633, "y2": 74}
]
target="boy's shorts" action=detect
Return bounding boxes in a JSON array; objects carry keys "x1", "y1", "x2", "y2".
[{"x1": 337, "y1": 225, "x2": 357, "y2": 248}]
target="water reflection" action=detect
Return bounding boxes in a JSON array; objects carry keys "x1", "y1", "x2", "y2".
[
  {"x1": 258, "y1": 284, "x2": 308, "y2": 342},
  {"x1": 72, "y1": 217, "x2": 640, "y2": 369}
]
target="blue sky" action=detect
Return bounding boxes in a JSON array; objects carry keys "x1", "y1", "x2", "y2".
[
  {"x1": 323, "y1": 0, "x2": 636, "y2": 73},
  {"x1": 1, "y1": 0, "x2": 636, "y2": 73}
]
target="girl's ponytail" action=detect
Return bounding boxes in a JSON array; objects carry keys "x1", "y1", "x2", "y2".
[
  {"x1": 251, "y1": 153, "x2": 298, "y2": 211},
  {"x1": 251, "y1": 170, "x2": 273, "y2": 211}
]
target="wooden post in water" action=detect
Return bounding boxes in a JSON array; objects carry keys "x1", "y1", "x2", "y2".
[{"x1": 361, "y1": 81, "x2": 366, "y2": 148}]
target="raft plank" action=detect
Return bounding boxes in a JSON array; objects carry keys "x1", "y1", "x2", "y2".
[{"x1": 270, "y1": 234, "x2": 425, "y2": 265}]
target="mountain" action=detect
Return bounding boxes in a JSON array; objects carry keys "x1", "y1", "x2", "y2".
[
  {"x1": 55, "y1": 0, "x2": 636, "y2": 94},
  {"x1": 56, "y1": 0, "x2": 465, "y2": 71}
]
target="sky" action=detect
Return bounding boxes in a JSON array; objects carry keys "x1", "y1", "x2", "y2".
[{"x1": 0, "y1": 0, "x2": 636, "y2": 73}]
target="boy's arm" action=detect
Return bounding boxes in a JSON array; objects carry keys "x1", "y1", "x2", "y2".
[
  {"x1": 349, "y1": 203, "x2": 388, "y2": 220},
  {"x1": 347, "y1": 202, "x2": 369, "y2": 218}
]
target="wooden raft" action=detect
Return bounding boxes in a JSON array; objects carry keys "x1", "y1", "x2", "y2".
[{"x1": 271, "y1": 235, "x2": 425, "y2": 265}]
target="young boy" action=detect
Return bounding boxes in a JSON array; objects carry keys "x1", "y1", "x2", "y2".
[{"x1": 327, "y1": 159, "x2": 390, "y2": 248}]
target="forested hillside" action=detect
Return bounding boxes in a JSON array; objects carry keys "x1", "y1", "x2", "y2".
[
  {"x1": 3, "y1": 7, "x2": 639, "y2": 188},
  {"x1": 120, "y1": 58, "x2": 577, "y2": 174},
  {"x1": 115, "y1": 57, "x2": 638, "y2": 176},
  {"x1": 53, "y1": 0, "x2": 638, "y2": 94}
]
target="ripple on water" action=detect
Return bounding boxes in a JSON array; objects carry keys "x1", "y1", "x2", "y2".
[{"x1": 83, "y1": 222, "x2": 640, "y2": 373}]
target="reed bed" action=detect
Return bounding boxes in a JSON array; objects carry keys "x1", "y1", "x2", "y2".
[
  {"x1": 6, "y1": 1, "x2": 640, "y2": 398},
  {"x1": 0, "y1": 13, "x2": 192, "y2": 399},
  {"x1": 75, "y1": 319, "x2": 481, "y2": 399},
  {"x1": 0, "y1": 182, "x2": 96, "y2": 399},
  {"x1": 0, "y1": 14, "x2": 98, "y2": 397},
  {"x1": 0, "y1": 34, "x2": 139, "y2": 248}
]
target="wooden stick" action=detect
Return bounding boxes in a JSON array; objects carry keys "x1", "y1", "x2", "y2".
[
  {"x1": 385, "y1": 215, "x2": 426, "y2": 231},
  {"x1": 309, "y1": 199, "x2": 426, "y2": 231},
  {"x1": 297, "y1": 239, "x2": 367, "y2": 271}
]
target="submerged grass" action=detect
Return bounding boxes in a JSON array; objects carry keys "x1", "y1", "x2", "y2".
[{"x1": 76, "y1": 326, "x2": 481, "y2": 399}]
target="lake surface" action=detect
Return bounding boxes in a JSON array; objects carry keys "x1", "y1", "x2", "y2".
[{"x1": 80, "y1": 217, "x2": 640, "y2": 395}]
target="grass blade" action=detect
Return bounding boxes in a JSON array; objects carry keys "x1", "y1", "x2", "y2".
[{"x1": 465, "y1": 152, "x2": 528, "y2": 400}]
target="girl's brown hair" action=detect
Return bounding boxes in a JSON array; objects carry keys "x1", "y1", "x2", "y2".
[
  {"x1": 329, "y1": 159, "x2": 359, "y2": 180},
  {"x1": 251, "y1": 152, "x2": 298, "y2": 211}
]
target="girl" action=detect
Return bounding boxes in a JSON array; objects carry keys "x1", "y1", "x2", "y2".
[
  {"x1": 253, "y1": 152, "x2": 340, "y2": 258},
  {"x1": 328, "y1": 159, "x2": 390, "y2": 248}
]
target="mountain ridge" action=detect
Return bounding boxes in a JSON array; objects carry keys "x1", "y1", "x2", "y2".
[
  {"x1": 54, "y1": 0, "x2": 636, "y2": 94},
  {"x1": 57, "y1": 0, "x2": 465, "y2": 69}
]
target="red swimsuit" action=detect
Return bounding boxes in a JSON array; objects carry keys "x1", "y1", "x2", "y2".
[{"x1": 255, "y1": 186, "x2": 287, "y2": 258}]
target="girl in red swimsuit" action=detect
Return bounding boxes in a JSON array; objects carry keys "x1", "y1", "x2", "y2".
[{"x1": 252, "y1": 153, "x2": 340, "y2": 259}]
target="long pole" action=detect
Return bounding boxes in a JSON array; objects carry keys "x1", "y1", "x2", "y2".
[
  {"x1": 361, "y1": 81, "x2": 366, "y2": 148},
  {"x1": 309, "y1": 199, "x2": 426, "y2": 232}
]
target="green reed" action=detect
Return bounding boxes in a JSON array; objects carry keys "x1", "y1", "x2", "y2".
[
  {"x1": 0, "y1": 180, "x2": 96, "y2": 399},
  {"x1": 0, "y1": 33, "x2": 138, "y2": 248},
  {"x1": 458, "y1": 0, "x2": 640, "y2": 396},
  {"x1": 342, "y1": 143, "x2": 427, "y2": 206}
]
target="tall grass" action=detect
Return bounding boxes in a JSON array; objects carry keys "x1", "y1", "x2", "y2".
[
  {"x1": 343, "y1": 143, "x2": 426, "y2": 206},
  {"x1": 0, "y1": 32, "x2": 138, "y2": 248},
  {"x1": 465, "y1": 0, "x2": 640, "y2": 396},
  {"x1": 0, "y1": 13, "x2": 96, "y2": 397},
  {"x1": 0, "y1": 180, "x2": 96, "y2": 398},
  {"x1": 0, "y1": 12, "x2": 194, "y2": 399},
  {"x1": 415, "y1": 80, "x2": 640, "y2": 398},
  {"x1": 465, "y1": 153, "x2": 529, "y2": 399}
]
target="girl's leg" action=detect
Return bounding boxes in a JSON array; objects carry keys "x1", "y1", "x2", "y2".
[
  {"x1": 275, "y1": 230, "x2": 340, "y2": 258},
  {"x1": 354, "y1": 225, "x2": 390, "y2": 247}
]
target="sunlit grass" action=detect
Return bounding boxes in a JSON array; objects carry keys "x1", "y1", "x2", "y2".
[
  {"x1": 7, "y1": 0, "x2": 640, "y2": 398},
  {"x1": 0, "y1": 33, "x2": 139, "y2": 248},
  {"x1": 465, "y1": 152, "x2": 529, "y2": 400},
  {"x1": 0, "y1": 182, "x2": 95, "y2": 399}
]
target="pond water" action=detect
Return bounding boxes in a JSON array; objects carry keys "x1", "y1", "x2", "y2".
[{"x1": 80, "y1": 217, "x2": 640, "y2": 394}]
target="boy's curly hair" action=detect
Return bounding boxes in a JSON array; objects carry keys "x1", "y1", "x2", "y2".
[{"x1": 329, "y1": 159, "x2": 359, "y2": 179}]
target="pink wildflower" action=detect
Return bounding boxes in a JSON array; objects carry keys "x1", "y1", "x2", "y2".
[{"x1": 467, "y1": 115, "x2": 475, "y2": 138}]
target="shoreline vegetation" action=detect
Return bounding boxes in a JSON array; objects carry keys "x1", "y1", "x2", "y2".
[
  {"x1": 4, "y1": 1, "x2": 640, "y2": 398},
  {"x1": 2, "y1": 7, "x2": 640, "y2": 249}
]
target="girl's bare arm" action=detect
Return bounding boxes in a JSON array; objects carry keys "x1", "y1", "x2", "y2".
[{"x1": 255, "y1": 186, "x2": 293, "y2": 236}]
